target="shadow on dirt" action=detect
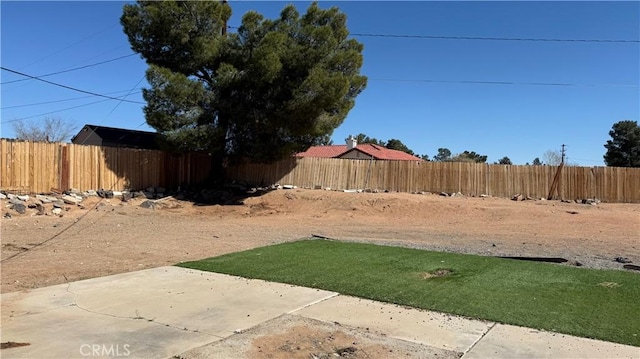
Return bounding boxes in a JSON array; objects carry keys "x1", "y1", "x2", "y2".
[{"x1": 174, "y1": 182, "x2": 278, "y2": 207}]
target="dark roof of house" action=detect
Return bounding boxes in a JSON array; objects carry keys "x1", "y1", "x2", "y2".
[
  {"x1": 72, "y1": 124, "x2": 160, "y2": 149},
  {"x1": 296, "y1": 144, "x2": 423, "y2": 161}
]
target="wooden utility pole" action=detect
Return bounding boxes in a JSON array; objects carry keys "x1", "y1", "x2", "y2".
[{"x1": 547, "y1": 144, "x2": 566, "y2": 200}]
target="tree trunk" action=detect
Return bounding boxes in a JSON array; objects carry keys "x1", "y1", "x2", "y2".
[{"x1": 208, "y1": 151, "x2": 225, "y2": 187}]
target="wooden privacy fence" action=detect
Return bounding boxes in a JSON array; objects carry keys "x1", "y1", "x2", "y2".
[
  {"x1": 2, "y1": 139, "x2": 639, "y2": 202},
  {"x1": 0, "y1": 139, "x2": 211, "y2": 193},
  {"x1": 227, "y1": 157, "x2": 640, "y2": 203}
]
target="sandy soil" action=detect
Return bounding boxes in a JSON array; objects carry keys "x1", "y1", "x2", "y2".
[
  {"x1": 2, "y1": 189, "x2": 638, "y2": 294},
  {"x1": 1, "y1": 189, "x2": 638, "y2": 358}
]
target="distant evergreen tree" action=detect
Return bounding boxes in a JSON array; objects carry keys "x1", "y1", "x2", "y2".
[{"x1": 604, "y1": 120, "x2": 640, "y2": 167}]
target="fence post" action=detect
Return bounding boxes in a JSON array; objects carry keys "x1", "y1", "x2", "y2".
[{"x1": 60, "y1": 144, "x2": 70, "y2": 191}]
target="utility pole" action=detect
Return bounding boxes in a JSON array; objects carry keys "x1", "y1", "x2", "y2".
[{"x1": 547, "y1": 144, "x2": 566, "y2": 200}]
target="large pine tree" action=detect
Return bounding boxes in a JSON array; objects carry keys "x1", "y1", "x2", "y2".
[{"x1": 121, "y1": 1, "x2": 367, "y2": 177}]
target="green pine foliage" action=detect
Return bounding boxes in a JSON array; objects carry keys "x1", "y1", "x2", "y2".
[
  {"x1": 604, "y1": 120, "x2": 640, "y2": 167},
  {"x1": 121, "y1": 1, "x2": 367, "y2": 169}
]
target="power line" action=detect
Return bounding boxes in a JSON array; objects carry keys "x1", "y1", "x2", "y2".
[
  {"x1": 350, "y1": 32, "x2": 640, "y2": 43},
  {"x1": 226, "y1": 25, "x2": 638, "y2": 43},
  {"x1": 1, "y1": 54, "x2": 138, "y2": 85},
  {"x1": 73, "y1": 75, "x2": 148, "y2": 147},
  {"x1": 0, "y1": 89, "x2": 144, "y2": 109},
  {"x1": 18, "y1": 22, "x2": 120, "y2": 70},
  {"x1": 1, "y1": 98, "x2": 119, "y2": 124},
  {"x1": 0, "y1": 67, "x2": 146, "y2": 105},
  {"x1": 369, "y1": 78, "x2": 638, "y2": 88},
  {"x1": 104, "y1": 75, "x2": 146, "y2": 118}
]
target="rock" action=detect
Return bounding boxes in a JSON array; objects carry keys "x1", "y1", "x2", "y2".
[
  {"x1": 146, "y1": 186, "x2": 155, "y2": 193},
  {"x1": 480, "y1": 194, "x2": 489, "y2": 198},
  {"x1": 140, "y1": 200, "x2": 157, "y2": 209},
  {"x1": 456, "y1": 192, "x2": 464, "y2": 197},
  {"x1": 17, "y1": 195, "x2": 29, "y2": 201},
  {"x1": 61, "y1": 195, "x2": 81, "y2": 205},
  {"x1": 9, "y1": 197, "x2": 23, "y2": 206},
  {"x1": 156, "y1": 187, "x2": 166, "y2": 193},
  {"x1": 0, "y1": 193, "x2": 6, "y2": 199},
  {"x1": 105, "y1": 190, "x2": 114, "y2": 199},
  {"x1": 439, "y1": 192, "x2": 449, "y2": 197},
  {"x1": 143, "y1": 191, "x2": 155, "y2": 199},
  {"x1": 336, "y1": 347, "x2": 357, "y2": 355},
  {"x1": 283, "y1": 185, "x2": 296, "y2": 189},
  {"x1": 512, "y1": 194, "x2": 523, "y2": 201},
  {"x1": 582, "y1": 199, "x2": 595, "y2": 205},
  {"x1": 53, "y1": 200, "x2": 65, "y2": 208},
  {"x1": 6, "y1": 193, "x2": 16, "y2": 200},
  {"x1": 121, "y1": 192, "x2": 133, "y2": 202},
  {"x1": 525, "y1": 196, "x2": 534, "y2": 201},
  {"x1": 561, "y1": 199, "x2": 572, "y2": 203},
  {"x1": 133, "y1": 191, "x2": 147, "y2": 198},
  {"x1": 52, "y1": 207, "x2": 62, "y2": 215},
  {"x1": 35, "y1": 202, "x2": 45, "y2": 215},
  {"x1": 11, "y1": 203, "x2": 26, "y2": 214},
  {"x1": 112, "y1": 191, "x2": 123, "y2": 197},
  {"x1": 36, "y1": 194, "x2": 55, "y2": 203},
  {"x1": 155, "y1": 193, "x2": 164, "y2": 198},
  {"x1": 97, "y1": 189, "x2": 106, "y2": 198},
  {"x1": 4, "y1": 212, "x2": 11, "y2": 219},
  {"x1": 614, "y1": 257, "x2": 632, "y2": 264},
  {"x1": 83, "y1": 190, "x2": 98, "y2": 197},
  {"x1": 314, "y1": 185, "x2": 322, "y2": 190}
]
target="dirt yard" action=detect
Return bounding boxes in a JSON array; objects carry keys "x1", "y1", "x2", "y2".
[
  {"x1": 2, "y1": 188, "x2": 638, "y2": 294},
  {"x1": 1, "y1": 188, "x2": 639, "y2": 358}
]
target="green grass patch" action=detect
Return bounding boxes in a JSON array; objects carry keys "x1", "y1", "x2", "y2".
[{"x1": 178, "y1": 239, "x2": 640, "y2": 346}]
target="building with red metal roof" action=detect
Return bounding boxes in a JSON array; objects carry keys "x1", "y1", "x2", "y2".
[{"x1": 296, "y1": 136, "x2": 423, "y2": 161}]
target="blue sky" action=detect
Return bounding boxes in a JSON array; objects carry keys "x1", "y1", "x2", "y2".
[{"x1": 1, "y1": 1, "x2": 638, "y2": 165}]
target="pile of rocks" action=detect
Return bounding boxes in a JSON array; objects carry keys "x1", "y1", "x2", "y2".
[
  {"x1": 0, "y1": 190, "x2": 88, "y2": 218},
  {"x1": 0, "y1": 186, "x2": 168, "y2": 218}
]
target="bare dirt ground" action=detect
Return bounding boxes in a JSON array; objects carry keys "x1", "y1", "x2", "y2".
[
  {"x1": 1, "y1": 189, "x2": 639, "y2": 358},
  {"x1": 2, "y1": 189, "x2": 638, "y2": 294}
]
